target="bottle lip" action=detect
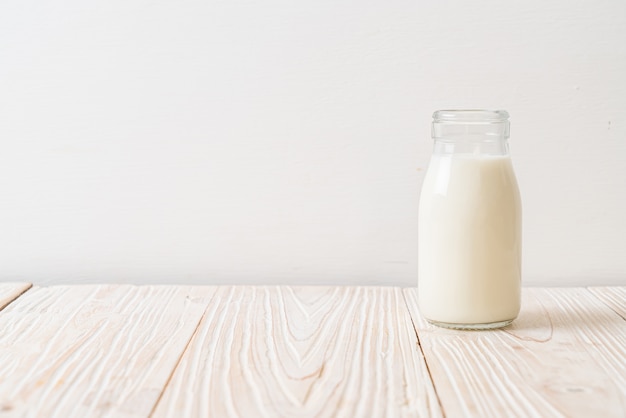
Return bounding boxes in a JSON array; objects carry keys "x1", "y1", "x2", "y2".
[{"x1": 433, "y1": 109, "x2": 509, "y2": 123}]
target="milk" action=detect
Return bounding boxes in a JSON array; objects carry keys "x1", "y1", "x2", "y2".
[{"x1": 418, "y1": 154, "x2": 522, "y2": 326}]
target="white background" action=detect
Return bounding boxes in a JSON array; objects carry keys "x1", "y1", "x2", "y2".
[{"x1": 1, "y1": 0, "x2": 625, "y2": 286}]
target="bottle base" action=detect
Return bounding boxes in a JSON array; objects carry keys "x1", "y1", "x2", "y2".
[{"x1": 426, "y1": 318, "x2": 513, "y2": 330}]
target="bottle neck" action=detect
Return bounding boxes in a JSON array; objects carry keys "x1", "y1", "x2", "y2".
[{"x1": 431, "y1": 110, "x2": 511, "y2": 156}]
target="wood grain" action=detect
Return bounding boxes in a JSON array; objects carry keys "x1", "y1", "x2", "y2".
[
  {"x1": 153, "y1": 286, "x2": 442, "y2": 418},
  {"x1": 403, "y1": 287, "x2": 626, "y2": 418},
  {"x1": 0, "y1": 285, "x2": 215, "y2": 418},
  {"x1": 0, "y1": 282, "x2": 31, "y2": 311},
  {"x1": 589, "y1": 287, "x2": 626, "y2": 320}
]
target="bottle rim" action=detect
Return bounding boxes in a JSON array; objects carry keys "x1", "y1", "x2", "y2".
[{"x1": 433, "y1": 109, "x2": 509, "y2": 123}]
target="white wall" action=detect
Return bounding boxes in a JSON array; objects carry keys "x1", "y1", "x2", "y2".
[{"x1": 1, "y1": 0, "x2": 625, "y2": 286}]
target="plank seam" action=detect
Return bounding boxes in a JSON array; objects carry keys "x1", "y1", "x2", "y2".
[
  {"x1": 586, "y1": 287, "x2": 626, "y2": 321},
  {"x1": 401, "y1": 288, "x2": 446, "y2": 418},
  {"x1": 0, "y1": 283, "x2": 33, "y2": 311},
  {"x1": 147, "y1": 292, "x2": 214, "y2": 418}
]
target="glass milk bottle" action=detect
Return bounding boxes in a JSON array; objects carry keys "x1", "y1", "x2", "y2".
[{"x1": 418, "y1": 110, "x2": 522, "y2": 329}]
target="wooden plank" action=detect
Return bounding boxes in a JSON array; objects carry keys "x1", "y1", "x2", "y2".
[
  {"x1": 0, "y1": 282, "x2": 31, "y2": 311},
  {"x1": 0, "y1": 285, "x2": 215, "y2": 417},
  {"x1": 589, "y1": 287, "x2": 626, "y2": 320},
  {"x1": 152, "y1": 286, "x2": 442, "y2": 418},
  {"x1": 403, "y1": 287, "x2": 626, "y2": 418}
]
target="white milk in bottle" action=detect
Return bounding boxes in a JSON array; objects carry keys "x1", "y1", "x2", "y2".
[{"x1": 418, "y1": 110, "x2": 522, "y2": 329}]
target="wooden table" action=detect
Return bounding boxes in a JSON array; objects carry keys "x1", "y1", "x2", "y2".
[{"x1": 0, "y1": 283, "x2": 624, "y2": 417}]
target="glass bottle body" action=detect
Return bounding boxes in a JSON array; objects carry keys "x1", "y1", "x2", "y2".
[{"x1": 418, "y1": 110, "x2": 522, "y2": 329}]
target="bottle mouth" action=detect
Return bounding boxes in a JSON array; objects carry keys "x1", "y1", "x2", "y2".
[
  {"x1": 433, "y1": 109, "x2": 509, "y2": 123},
  {"x1": 432, "y1": 109, "x2": 510, "y2": 140}
]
